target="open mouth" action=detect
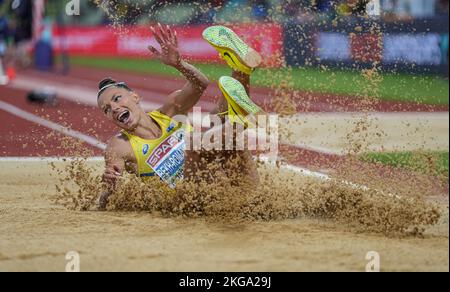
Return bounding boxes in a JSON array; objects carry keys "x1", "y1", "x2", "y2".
[{"x1": 117, "y1": 110, "x2": 131, "y2": 124}]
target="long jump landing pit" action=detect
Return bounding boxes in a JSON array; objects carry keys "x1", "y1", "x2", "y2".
[{"x1": 0, "y1": 159, "x2": 448, "y2": 272}]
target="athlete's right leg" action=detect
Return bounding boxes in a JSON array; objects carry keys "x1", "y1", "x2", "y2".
[{"x1": 204, "y1": 26, "x2": 267, "y2": 186}]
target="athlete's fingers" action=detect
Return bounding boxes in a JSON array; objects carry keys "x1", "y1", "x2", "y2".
[
  {"x1": 151, "y1": 26, "x2": 164, "y2": 45},
  {"x1": 148, "y1": 45, "x2": 161, "y2": 57},
  {"x1": 173, "y1": 30, "x2": 179, "y2": 47},
  {"x1": 113, "y1": 165, "x2": 122, "y2": 176},
  {"x1": 157, "y1": 22, "x2": 169, "y2": 43},
  {"x1": 170, "y1": 27, "x2": 179, "y2": 47},
  {"x1": 105, "y1": 170, "x2": 121, "y2": 177},
  {"x1": 166, "y1": 25, "x2": 175, "y2": 44},
  {"x1": 103, "y1": 167, "x2": 121, "y2": 179}
]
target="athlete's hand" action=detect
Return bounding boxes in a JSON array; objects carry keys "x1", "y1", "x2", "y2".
[{"x1": 149, "y1": 23, "x2": 181, "y2": 68}]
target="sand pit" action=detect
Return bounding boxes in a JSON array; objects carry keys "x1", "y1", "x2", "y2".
[{"x1": 0, "y1": 160, "x2": 448, "y2": 272}]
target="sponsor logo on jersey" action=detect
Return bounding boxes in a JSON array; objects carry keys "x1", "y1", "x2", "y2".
[
  {"x1": 147, "y1": 134, "x2": 181, "y2": 168},
  {"x1": 167, "y1": 123, "x2": 176, "y2": 133},
  {"x1": 143, "y1": 144, "x2": 150, "y2": 155},
  {"x1": 145, "y1": 129, "x2": 186, "y2": 188}
]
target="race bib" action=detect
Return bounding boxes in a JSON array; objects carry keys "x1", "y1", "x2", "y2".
[{"x1": 146, "y1": 129, "x2": 186, "y2": 188}]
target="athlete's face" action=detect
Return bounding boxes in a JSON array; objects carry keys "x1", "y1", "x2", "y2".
[{"x1": 98, "y1": 87, "x2": 141, "y2": 131}]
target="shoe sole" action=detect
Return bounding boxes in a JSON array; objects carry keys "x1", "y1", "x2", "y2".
[
  {"x1": 218, "y1": 76, "x2": 261, "y2": 127},
  {"x1": 203, "y1": 26, "x2": 262, "y2": 74}
]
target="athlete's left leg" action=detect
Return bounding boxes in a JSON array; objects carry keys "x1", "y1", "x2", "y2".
[
  {"x1": 184, "y1": 25, "x2": 268, "y2": 186},
  {"x1": 202, "y1": 69, "x2": 261, "y2": 187},
  {"x1": 184, "y1": 70, "x2": 260, "y2": 186}
]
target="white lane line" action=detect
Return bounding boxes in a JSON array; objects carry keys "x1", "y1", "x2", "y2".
[
  {"x1": 0, "y1": 100, "x2": 107, "y2": 150},
  {"x1": 258, "y1": 156, "x2": 330, "y2": 180},
  {"x1": 285, "y1": 142, "x2": 342, "y2": 156},
  {"x1": 258, "y1": 156, "x2": 387, "y2": 195}
]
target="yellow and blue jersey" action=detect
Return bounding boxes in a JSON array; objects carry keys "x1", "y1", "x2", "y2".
[{"x1": 122, "y1": 111, "x2": 189, "y2": 187}]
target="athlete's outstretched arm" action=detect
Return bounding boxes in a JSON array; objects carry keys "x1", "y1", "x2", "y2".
[{"x1": 148, "y1": 24, "x2": 209, "y2": 117}]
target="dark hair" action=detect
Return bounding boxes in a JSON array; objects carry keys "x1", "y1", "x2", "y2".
[
  {"x1": 97, "y1": 77, "x2": 132, "y2": 99},
  {"x1": 98, "y1": 77, "x2": 117, "y2": 90}
]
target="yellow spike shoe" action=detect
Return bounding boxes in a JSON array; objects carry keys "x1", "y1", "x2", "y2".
[
  {"x1": 218, "y1": 76, "x2": 262, "y2": 128},
  {"x1": 203, "y1": 26, "x2": 262, "y2": 75}
]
